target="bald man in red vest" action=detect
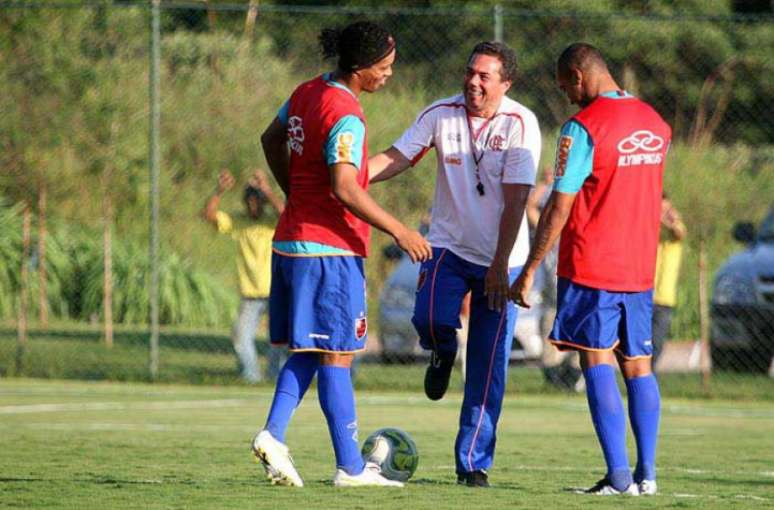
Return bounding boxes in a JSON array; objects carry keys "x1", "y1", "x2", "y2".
[{"x1": 510, "y1": 43, "x2": 671, "y2": 496}]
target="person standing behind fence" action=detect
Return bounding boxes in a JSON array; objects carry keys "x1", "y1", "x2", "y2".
[
  {"x1": 369, "y1": 41, "x2": 540, "y2": 488},
  {"x1": 527, "y1": 168, "x2": 583, "y2": 391},
  {"x1": 203, "y1": 169, "x2": 285, "y2": 384},
  {"x1": 251, "y1": 21, "x2": 431, "y2": 488},
  {"x1": 652, "y1": 193, "x2": 686, "y2": 365},
  {"x1": 510, "y1": 42, "x2": 671, "y2": 496}
]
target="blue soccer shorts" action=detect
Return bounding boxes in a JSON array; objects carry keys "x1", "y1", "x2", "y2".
[
  {"x1": 549, "y1": 277, "x2": 654, "y2": 359},
  {"x1": 269, "y1": 252, "x2": 368, "y2": 354}
]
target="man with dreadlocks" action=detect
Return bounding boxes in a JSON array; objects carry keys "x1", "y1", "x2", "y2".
[{"x1": 251, "y1": 21, "x2": 431, "y2": 488}]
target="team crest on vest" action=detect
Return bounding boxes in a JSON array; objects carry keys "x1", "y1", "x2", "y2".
[
  {"x1": 555, "y1": 135, "x2": 573, "y2": 177},
  {"x1": 287, "y1": 116, "x2": 305, "y2": 155},
  {"x1": 355, "y1": 316, "x2": 367, "y2": 340},
  {"x1": 617, "y1": 130, "x2": 665, "y2": 167}
]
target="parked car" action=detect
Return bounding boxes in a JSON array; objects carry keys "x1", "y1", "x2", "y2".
[
  {"x1": 378, "y1": 250, "x2": 545, "y2": 363},
  {"x1": 710, "y1": 207, "x2": 774, "y2": 373}
]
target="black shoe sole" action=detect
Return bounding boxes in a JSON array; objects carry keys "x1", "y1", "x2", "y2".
[{"x1": 424, "y1": 352, "x2": 455, "y2": 401}]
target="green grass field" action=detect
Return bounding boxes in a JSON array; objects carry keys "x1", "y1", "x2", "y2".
[
  {"x1": 3, "y1": 330, "x2": 774, "y2": 401},
  {"x1": 1, "y1": 379, "x2": 772, "y2": 509}
]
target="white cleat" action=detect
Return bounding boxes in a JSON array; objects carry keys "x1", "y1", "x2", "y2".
[
  {"x1": 333, "y1": 462, "x2": 405, "y2": 488},
  {"x1": 251, "y1": 430, "x2": 304, "y2": 487},
  {"x1": 579, "y1": 478, "x2": 639, "y2": 496},
  {"x1": 638, "y1": 479, "x2": 657, "y2": 495}
]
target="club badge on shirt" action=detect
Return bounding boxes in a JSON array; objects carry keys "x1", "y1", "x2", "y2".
[
  {"x1": 555, "y1": 135, "x2": 573, "y2": 177},
  {"x1": 489, "y1": 134, "x2": 505, "y2": 151},
  {"x1": 336, "y1": 132, "x2": 355, "y2": 162}
]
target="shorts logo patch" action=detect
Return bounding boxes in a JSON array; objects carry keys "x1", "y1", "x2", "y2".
[
  {"x1": 336, "y1": 132, "x2": 355, "y2": 162},
  {"x1": 417, "y1": 269, "x2": 428, "y2": 292},
  {"x1": 555, "y1": 135, "x2": 573, "y2": 177},
  {"x1": 355, "y1": 317, "x2": 367, "y2": 340},
  {"x1": 444, "y1": 155, "x2": 462, "y2": 166}
]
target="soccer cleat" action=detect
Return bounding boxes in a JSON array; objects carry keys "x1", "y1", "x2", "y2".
[
  {"x1": 638, "y1": 479, "x2": 657, "y2": 496},
  {"x1": 581, "y1": 478, "x2": 639, "y2": 496},
  {"x1": 457, "y1": 470, "x2": 490, "y2": 488},
  {"x1": 424, "y1": 350, "x2": 455, "y2": 400},
  {"x1": 333, "y1": 461, "x2": 405, "y2": 487},
  {"x1": 252, "y1": 429, "x2": 304, "y2": 487}
]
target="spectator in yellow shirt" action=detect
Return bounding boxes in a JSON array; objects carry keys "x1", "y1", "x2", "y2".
[
  {"x1": 204, "y1": 169, "x2": 284, "y2": 383},
  {"x1": 652, "y1": 194, "x2": 687, "y2": 365}
]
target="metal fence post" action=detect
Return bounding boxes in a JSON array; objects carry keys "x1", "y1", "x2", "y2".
[
  {"x1": 698, "y1": 239, "x2": 711, "y2": 391},
  {"x1": 494, "y1": 4, "x2": 503, "y2": 42},
  {"x1": 148, "y1": 0, "x2": 161, "y2": 380}
]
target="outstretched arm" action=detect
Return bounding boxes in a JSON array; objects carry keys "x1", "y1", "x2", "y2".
[
  {"x1": 368, "y1": 147, "x2": 412, "y2": 183},
  {"x1": 260, "y1": 116, "x2": 290, "y2": 196},
  {"x1": 331, "y1": 163, "x2": 431, "y2": 263}
]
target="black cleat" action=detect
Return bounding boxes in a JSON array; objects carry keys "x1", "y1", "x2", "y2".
[
  {"x1": 457, "y1": 470, "x2": 490, "y2": 488},
  {"x1": 424, "y1": 350, "x2": 455, "y2": 400}
]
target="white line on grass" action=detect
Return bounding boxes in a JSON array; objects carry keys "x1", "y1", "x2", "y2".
[
  {"x1": 1, "y1": 394, "x2": 772, "y2": 419},
  {"x1": 0, "y1": 399, "x2": 253, "y2": 414}
]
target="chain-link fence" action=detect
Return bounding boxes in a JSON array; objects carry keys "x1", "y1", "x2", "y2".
[{"x1": 1, "y1": 2, "x2": 773, "y2": 397}]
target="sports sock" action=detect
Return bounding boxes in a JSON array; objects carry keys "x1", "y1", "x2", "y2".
[
  {"x1": 584, "y1": 364, "x2": 632, "y2": 491},
  {"x1": 626, "y1": 374, "x2": 660, "y2": 482},
  {"x1": 264, "y1": 352, "x2": 318, "y2": 443},
  {"x1": 318, "y1": 365, "x2": 365, "y2": 476}
]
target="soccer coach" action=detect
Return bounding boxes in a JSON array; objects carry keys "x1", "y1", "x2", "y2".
[{"x1": 510, "y1": 43, "x2": 671, "y2": 496}]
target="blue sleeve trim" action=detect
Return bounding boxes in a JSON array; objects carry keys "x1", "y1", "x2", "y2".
[
  {"x1": 325, "y1": 115, "x2": 365, "y2": 170},
  {"x1": 277, "y1": 100, "x2": 289, "y2": 126},
  {"x1": 553, "y1": 120, "x2": 593, "y2": 194}
]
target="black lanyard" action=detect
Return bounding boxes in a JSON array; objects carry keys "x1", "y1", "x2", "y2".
[{"x1": 467, "y1": 116, "x2": 493, "y2": 197}]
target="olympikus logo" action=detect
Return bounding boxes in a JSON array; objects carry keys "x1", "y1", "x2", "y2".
[{"x1": 617, "y1": 130, "x2": 664, "y2": 167}]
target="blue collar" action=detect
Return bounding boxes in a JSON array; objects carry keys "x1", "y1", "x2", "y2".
[
  {"x1": 323, "y1": 72, "x2": 356, "y2": 98},
  {"x1": 600, "y1": 90, "x2": 633, "y2": 99}
]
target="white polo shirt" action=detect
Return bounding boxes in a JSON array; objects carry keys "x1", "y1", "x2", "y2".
[{"x1": 393, "y1": 93, "x2": 541, "y2": 268}]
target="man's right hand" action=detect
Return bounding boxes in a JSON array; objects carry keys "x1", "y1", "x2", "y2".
[
  {"x1": 509, "y1": 269, "x2": 534, "y2": 309},
  {"x1": 218, "y1": 170, "x2": 236, "y2": 194},
  {"x1": 394, "y1": 227, "x2": 432, "y2": 264}
]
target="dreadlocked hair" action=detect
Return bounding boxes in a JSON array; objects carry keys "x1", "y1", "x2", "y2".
[{"x1": 318, "y1": 21, "x2": 395, "y2": 72}]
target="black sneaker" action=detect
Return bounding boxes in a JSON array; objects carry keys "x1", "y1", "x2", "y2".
[
  {"x1": 424, "y1": 350, "x2": 455, "y2": 400},
  {"x1": 457, "y1": 470, "x2": 490, "y2": 488}
]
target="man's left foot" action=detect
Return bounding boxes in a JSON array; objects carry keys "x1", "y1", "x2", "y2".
[
  {"x1": 580, "y1": 478, "x2": 639, "y2": 495},
  {"x1": 457, "y1": 470, "x2": 489, "y2": 488},
  {"x1": 424, "y1": 350, "x2": 455, "y2": 400},
  {"x1": 638, "y1": 479, "x2": 657, "y2": 496},
  {"x1": 333, "y1": 462, "x2": 404, "y2": 487}
]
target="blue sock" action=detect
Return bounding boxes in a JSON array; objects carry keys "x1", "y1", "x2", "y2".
[
  {"x1": 626, "y1": 374, "x2": 660, "y2": 482},
  {"x1": 264, "y1": 352, "x2": 318, "y2": 443},
  {"x1": 318, "y1": 365, "x2": 365, "y2": 475},
  {"x1": 584, "y1": 364, "x2": 632, "y2": 491}
]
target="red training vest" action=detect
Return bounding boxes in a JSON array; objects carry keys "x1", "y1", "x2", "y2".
[
  {"x1": 273, "y1": 75, "x2": 371, "y2": 256},
  {"x1": 557, "y1": 96, "x2": 672, "y2": 291}
]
